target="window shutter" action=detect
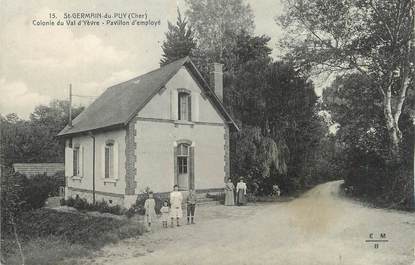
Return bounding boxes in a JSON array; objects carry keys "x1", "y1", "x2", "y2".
[
  {"x1": 105, "y1": 147, "x2": 110, "y2": 178},
  {"x1": 191, "y1": 93, "x2": 199, "y2": 122},
  {"x1": 65, "y1": 147, "x2": 73, "y2": 177},
  {"x1": 80, "y1": 146, "x2": 84, "y2": 177},
  {"x1": 113, "y1": 143, "x2": 118, "y2": 179},
  {"x1": 109, "y1": 146, "x2": 114, "y2": 178},
  {"x1": 171, "y1": 89, "x2": 178, "y2": 120},
  {"x1": 188, "y1": 94, "x2": 192, "y2": 121},
  {"x1": 174, "y1": 146, "x2": 178, "y2": 186},
  {"x1": 189, "y1": 146, "x2": 195, "y2": 189}
]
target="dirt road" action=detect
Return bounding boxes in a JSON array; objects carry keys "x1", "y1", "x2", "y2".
[{"x1": 77, "y1": 181, "x2": 415, "y2": 265}]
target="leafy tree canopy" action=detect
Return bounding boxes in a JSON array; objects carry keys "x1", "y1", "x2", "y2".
[
  {"x1": 1, "y1": 100, "x2": 84, "y2": 165},
  {"x1": 279, "y1": 0, "x2": 415, "y2": 154}
]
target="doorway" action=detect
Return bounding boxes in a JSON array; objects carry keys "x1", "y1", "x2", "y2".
[{"x1": 177, "y1": 143, "x2": 189, "y2": 190}]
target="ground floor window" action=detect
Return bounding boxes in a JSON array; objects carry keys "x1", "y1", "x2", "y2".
[
  {"x1": 105, "y1": 142, "x2": 114, "y2": 178},
  {"x1": 73, "y1": 147, "x2": 80, "y2": 176}
]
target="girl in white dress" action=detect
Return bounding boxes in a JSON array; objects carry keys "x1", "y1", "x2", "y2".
[
  {"x1": 144, "y1": 191, "x2": 156, "y2": 231},
  {"x1": 160, "y1": 201, "x2": 170, "y2": 228}
]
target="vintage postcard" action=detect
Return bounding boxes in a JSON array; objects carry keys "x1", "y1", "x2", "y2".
[{"x1": 1, "y1": 0, "x2": 414, "y2": 265}]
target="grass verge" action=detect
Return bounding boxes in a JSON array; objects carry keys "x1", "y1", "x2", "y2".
[{"x1": 1, "y1": 208, "x2": 144, "y2": 265}]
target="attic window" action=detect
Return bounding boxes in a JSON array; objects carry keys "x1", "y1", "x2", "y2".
[{"x1": 178, "y1": 92, "x2": 191, "y2": 121}]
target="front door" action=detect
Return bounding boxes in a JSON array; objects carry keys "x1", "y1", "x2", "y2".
[{"x1": 177, "y1": 144, "x2": 189, "y2": 190}]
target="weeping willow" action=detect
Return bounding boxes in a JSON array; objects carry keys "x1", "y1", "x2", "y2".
[
  {"x1": 259, "y1": 137, "x2": 288, "y2": 177},
  {"x1": 233, "y1": 126, "x2": 289, "y2": 182}
]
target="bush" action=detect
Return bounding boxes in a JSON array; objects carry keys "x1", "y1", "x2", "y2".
[
  {"x1": 12, "y1": 208, "x2": 141, "y2": 246},
  {"x1": 1, "y1": 171, "x2": 64, "y2": 235},
  {"x1": 60, "y1": 196, "x2": 124, "y2": 215},
  {"x1": 1, "y1": 208, "x2": 144, "y2": 265}
]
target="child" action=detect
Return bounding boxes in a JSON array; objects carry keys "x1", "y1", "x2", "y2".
[
  {"x1": 170, "y1": 184, "x2": 183, "y2": 227},
  {"x1": 144, "y1": 191, "x2": 156, "y2": 231},
  {"x1": 186, "y1": 188, "x2": 197, "y2": 224},
  {"x1": 160, "y1": 201, "x2": 170, "y2": 228}
]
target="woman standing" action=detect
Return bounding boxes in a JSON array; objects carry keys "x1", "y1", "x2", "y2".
[
  {"x1": 236, "y1": 177, "x2": 247, "y2": 206},
  {"x1": 224, "y1": 178, "x2": 235, "y2": 206}
]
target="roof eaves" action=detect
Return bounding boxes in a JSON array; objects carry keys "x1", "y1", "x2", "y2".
[
  {"x1": 57, "y1": 123, "x2": 125, "y2": 137},
  {"x1": 184, "y1": 60, "x2": 240, "y2": 131}
]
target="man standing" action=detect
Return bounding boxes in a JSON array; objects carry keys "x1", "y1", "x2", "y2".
[
  {"x1": 170, "y1": 184, "x2": 183, "y2": 227},
  {"x1": 187, "y1": 188, "x2": 197, "y2": 224}
]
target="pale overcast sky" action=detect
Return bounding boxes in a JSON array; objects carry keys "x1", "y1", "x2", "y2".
[{"x1": 0, "y1": 0, "x2": 287, "y2": 119}]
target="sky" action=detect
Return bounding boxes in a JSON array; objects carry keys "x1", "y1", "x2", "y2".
[{"x1": 0, "y1": 0, "x2": 288, "y2": 119}]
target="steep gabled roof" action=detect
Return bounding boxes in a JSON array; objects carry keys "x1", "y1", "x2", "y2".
[{"x1": 58, "y1": 57, "x2": 238, "y2": 137}]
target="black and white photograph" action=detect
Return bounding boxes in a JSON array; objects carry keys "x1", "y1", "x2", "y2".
[{"x1": 1, "y1": 0, "x2": 414, "y2": 264}]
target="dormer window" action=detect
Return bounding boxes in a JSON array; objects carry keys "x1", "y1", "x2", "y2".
[{"x1": 178, "y1": 92, "x2": 191, "y2": 121}]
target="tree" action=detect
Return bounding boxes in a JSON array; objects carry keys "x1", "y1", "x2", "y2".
[
  {"x1": 185, "y1": 0, "x2": 255, "y2": 78},
  {"x1": 160, "y1": 8, "x2": 196, "y2": 66},
  {"x1": 231, "y1": 126, "x2": 289, "y2": 194},
  {"x1": 224, "y1": 32, "x2": 329, "y2": 193},
  {"x1": 323, "y1": 73, "x2": 414, "y2": 207},
  {"x1": 0, "y1": 100, "x2": 84, "y2": 165},
  {"x1": 185, "y1": 2, "x2": 330, "y2": 193},
  {"x1": 279, "y1": 0, "x2": 415, "y2": 156},
  {"x1": 1, "y1": 170, "x2": 26, "y2": 265},
  {"x1": 265, "y1": 62, "x2": 328, "y2": 190}
]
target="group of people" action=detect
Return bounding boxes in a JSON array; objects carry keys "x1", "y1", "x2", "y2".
[
  {"x1": 224, "y1": 177, "x2": 248, "y2": 206},
  {"x1": 143, "y1": 184, "x2": 197, "y2": 231},
  {"x1": 143, "y1": 178, "x2": 251, "y2": 231}
]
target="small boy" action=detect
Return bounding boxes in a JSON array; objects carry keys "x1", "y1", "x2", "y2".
[{"x1": 187, "y1": 188, "x2": 197, "y2": 224}]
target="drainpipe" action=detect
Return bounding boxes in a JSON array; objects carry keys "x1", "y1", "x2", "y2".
[
  {"x1": 89, "y1": 132, "x2": 96, "y2": 204},
  {"x1": 410, "y1": 110, "x2": 415, "y2": 210}
]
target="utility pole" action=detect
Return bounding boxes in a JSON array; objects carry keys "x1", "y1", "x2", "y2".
[
  {"x1": 69, "y1": 84, "x2": 73, "y2": 127},
  {"x1": 410, "y1": 0, "x2": 415, "y2": 209},
  {"x1": 411, "y1": 112, "x2": 415, "y2": 210}
]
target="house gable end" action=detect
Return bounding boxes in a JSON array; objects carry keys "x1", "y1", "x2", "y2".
[{"x1": 137, "y1": 65, "x2": 226, "y2": 124}]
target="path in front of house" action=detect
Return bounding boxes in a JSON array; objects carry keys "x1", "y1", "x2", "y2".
[{"x1": 72, "y1": 181, "x2": 415, "y2": 265}]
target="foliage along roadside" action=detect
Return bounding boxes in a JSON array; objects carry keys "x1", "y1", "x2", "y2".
[
  {"x1": 162, "y1": 6, "x2": 338, "y2": 197},
  {"x1": 1, "y1": 208, "x2": 144, "y2": 265}
]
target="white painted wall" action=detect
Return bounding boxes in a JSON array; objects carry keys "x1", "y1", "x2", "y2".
[
  {"x1": 66, "y1": 129, "x2": 126, "y2": 197},
  {"x1": 138, "y1": 66, "x2": 224, "y2": 123},
  {"x1": 65, "y1": 65, "x2": 228, "y2": 202},
  {"x1": 135, "y1": 66, "x2": 227, "y2": 193},
  {"x1": 135, "y1": 120, "x2": 226, "y2": 193}
]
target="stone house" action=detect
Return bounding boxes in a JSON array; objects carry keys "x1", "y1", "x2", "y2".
[{"x1": 58, "y1": 57, "x2": 238, "y2": 208}]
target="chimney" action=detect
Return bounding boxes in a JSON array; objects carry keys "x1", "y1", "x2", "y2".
[{"x1": 210, "y1": 63, "x2": 223, "y2": 101}]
